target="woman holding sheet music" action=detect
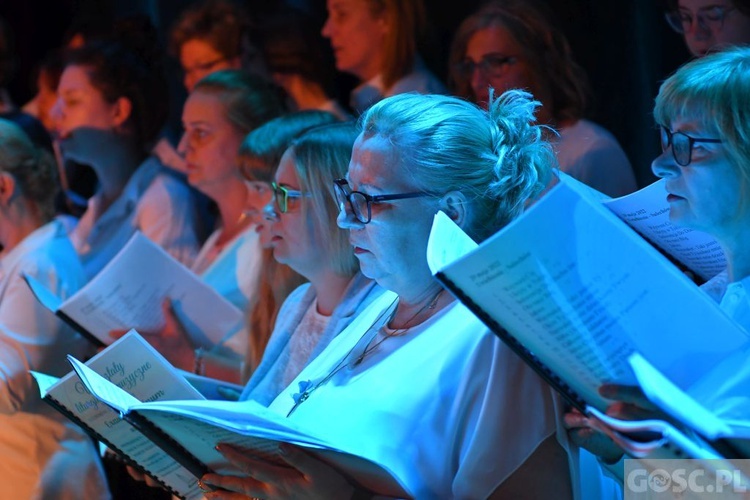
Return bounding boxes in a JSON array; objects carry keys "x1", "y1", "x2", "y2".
[
  {"x1": 565, "y1": 45, "x2": 750, "y2": 476},
  {"x1": 238, "y1": 121, "x2": 385, "y2": 405},
  {"x1": 0, "y1": 119, "x2": 108, "y2": 498},
  {"x1": 200, "y1": 91, "x2": 572, "y2": 498},
  {"x1": 111, "y1": 70, "x2": 286, "y2": 383}
]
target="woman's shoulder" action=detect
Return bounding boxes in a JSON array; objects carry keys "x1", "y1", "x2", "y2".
[
  {"x1": 142, "y1": 159, "x2": 194, "y2": 199},
  {"x1": 389, "y1": 62, "x2": 448, "y2": 97},
  {"x1": 7, "y1": 221, "x2": 87, "y2": 293},
  {"x1": 559, "y1": 119, "x2": 622, "y2": 147},
  {"x1": 134, "y1": 157, "x2": 198, "y2": 217}
]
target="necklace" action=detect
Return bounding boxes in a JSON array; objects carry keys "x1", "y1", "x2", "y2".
[
  {"x1": 286, "y1": 288, "x2": 444, "y2": 417},
  {"x1": 351, "y1": 288, "x2": 444, "y2": 367}
]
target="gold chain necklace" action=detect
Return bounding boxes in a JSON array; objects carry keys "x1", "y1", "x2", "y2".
[
  {"x1": 286, "y1": 289, "x2": 444, "y2": 417},
  {"x1": 351, "y1": 288, "x2": 444, "y2": 367}
]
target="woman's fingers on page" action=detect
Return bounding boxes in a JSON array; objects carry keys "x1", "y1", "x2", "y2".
[
  {"x1": 214, "y1": 443, "x2": 354, "y2": 499},
  {"x1": 566, "y1": 424, "x2": 624, "y2": 463},
  {"x1": 216, "y1": 443, "x2": 295, "y2": 482},
  {"x1": 599, "y1": 384, "x2": 656, "y2": 409},
  {"x1": 606, "y1": 400, "x2": 665, "y2": 423},
  {"x1": 201, "y1": 472, "x2": 266, "y2": 498},
  {"x1": 277, "y1": 443, "x2": 356, "y2": 497},
  {"x1": 125, "y1": 465, "x2": 162, "y2": 489},
  {"x1": 561, "y1": 409, "x2": 587, "y2": 429},
  {"x1": 125, "y1": 465, "x2": 146, "y2": 482},
  {"x1": 161, "y1": 297, "x2": 191, "y2": 343}
]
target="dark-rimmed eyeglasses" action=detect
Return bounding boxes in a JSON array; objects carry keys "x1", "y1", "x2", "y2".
[
  {"x1": 660, "y1": 126, "x2": 722, "y2": 166},
  {"x1": 452, "y1": 55, "x2": 517, "y2": 79},
  {"x1": 664, "y1": 6, "x2": 735, "y2": 34},
  {"x1": 271, "y1": 181, "x2": 308, "y2": 213},
  {"x1": 333, "y1": 178, "x2": 433, "y2": 224}
]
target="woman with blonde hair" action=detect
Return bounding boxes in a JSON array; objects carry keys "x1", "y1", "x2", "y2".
[
  {"x1": 566, "y1": 44, "x2": 750, "y2": 485},
  {"x1": 202, "y1": 90, "x2": 571, "y2": 499},
  {"x1": 239, "y1": 120, "x2": 384, "y2": 405},
  {"x1": 236, "y1": 110, "x2": 340, "y2": 379}
]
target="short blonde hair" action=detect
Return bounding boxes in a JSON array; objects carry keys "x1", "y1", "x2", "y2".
[
  {"x1": 653, "y1": 46, "x2": 750, "y2": 186},
  {"x1": 360, "y1": 90, "x2": 554, "y2": 241}
]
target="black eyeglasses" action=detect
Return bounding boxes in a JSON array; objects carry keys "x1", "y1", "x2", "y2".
[
  {"x1": 664, "y1": 6, "x2": 735, "y2": 34},
  {"x1": 659, "y1": 126, "x2": 722, "y2": 166},
  {"x1": 271, "y1": 181, "x2": 308, "y2": 213},
  {"x1": 333, "y1": 178, "x2": 433, "y2": 224},
  {"x1": 453, "y1": 55, "x2": 517, "y2": 79}
]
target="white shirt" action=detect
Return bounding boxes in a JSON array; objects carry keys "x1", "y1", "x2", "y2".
[
  {"x1": 685, "y1": 273, "x2": 750, "y2": 420},
  {"x1": 554, "y1": 119, "x2": 638, "y2": 198},
  {"x1": 0, "y1": 221, "x2": 109, "y2": 499},
  {"x1": 192, "y1": 223, "x2": 263, "y2": 357},
  {"x1": 350, "y1": 57, "x2": 448, "y2": 114},
  {"x1": 268, "y1": 293, "x2": 557, "y2": 499},
  {"x1": 72, "y1": 156, "x2": 201, "y2": 280}
]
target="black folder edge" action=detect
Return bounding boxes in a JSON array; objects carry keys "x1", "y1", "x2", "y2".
[
  {"x1": 41, "y1": 395, "x2": 187, "y2": 500},
  {"x1": 21, "y1": 273, "x2": 107, "y2": 348},
  {"x1": 123, "y1": 410, "x2": 213, "y2": 484},
  {"x1": 56, "y1": 310, "x2": 107, "y2": 349},
  {"x1": 435, "y1": 272, "x2": 747, "y2": 460}
]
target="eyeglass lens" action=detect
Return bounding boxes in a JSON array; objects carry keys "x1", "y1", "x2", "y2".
[
  {"x1": 455, "y1": 55, "x2": 515, "y2": 78},
  {"x1": 334, "y1": 183, "x2": 369, "y2": 223},
  {"x1": 272, "y1": 183, "x2": 289, "y2": 213},
  {"x1": 660, "y1": 127, "x2": 690, "y2": 166},
  {"x1": 665, "y1": 6, "x2": 730, "y2": 33}
]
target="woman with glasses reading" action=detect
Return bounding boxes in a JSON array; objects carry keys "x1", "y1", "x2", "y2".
[
  {"x1": 200, "y1": 90, "x2": 571, "y2": 499},
  {"x1": 448, "y1": 0, "x2": 637, "y2": 198},
  {"x1": 662, "y1": 0, "x2": 750, "y2": 58},
  {"x1": 235, "y1": 110, "x2": 341, "y2": 380},
  {"x1": 238, "y1": 121, "x2": 384, "y2": 405},
  {"x1": 565, "y1": 44, "x2": 750, "y2": 481}
]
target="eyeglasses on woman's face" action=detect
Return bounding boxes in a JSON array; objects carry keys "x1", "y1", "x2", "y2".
[
  {"x1": 453, "y1": 54, "x2": 518, "y2": 79},
  {"x1": 271, "y1": 181, "x2": 309, "y2": 213},
  {"x1": 333, "y1": 178, "x2": 433, "y2": 224},
  {"x1": 659, "y1": 125, "x2": 722, "y2": 166},
  {"x1": 665, "y1": 5, "x2": 735, "y2": 33}
]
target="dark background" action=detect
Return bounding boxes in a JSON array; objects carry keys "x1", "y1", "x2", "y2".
[{"x1": 0, "y1": 0, "x2": 691, "y2": 188}]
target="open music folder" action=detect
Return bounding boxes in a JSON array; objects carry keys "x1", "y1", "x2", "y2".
[{"x1": 426, "y1": 173, "x2": 750, "y2": 461}]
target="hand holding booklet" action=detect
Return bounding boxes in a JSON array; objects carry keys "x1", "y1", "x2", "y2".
[
  {"x1": 426, "y1": 173, "x2": 750, "y2": 460},
  {"x1": 23, "y1": 231, "x2": 243, "y2": 347},
  {"x1": 37, "y1": 331, "x2": 412, "y2": 499}
]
